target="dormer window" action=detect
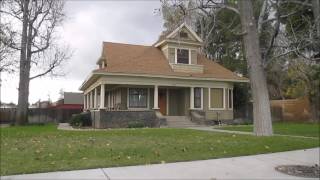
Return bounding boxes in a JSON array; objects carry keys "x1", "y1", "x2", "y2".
[
  {"x1": 176, "y1": 49, "x2": 189, "y2": 64},
  {"x1": 179, "y1": 31, "x2": 188, "y2": 38}
]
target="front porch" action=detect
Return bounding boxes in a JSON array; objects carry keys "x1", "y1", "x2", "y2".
[
  {"x1": 82, "y1": 81, "x2": 234, "y2": 128},
  {"x1": 83, "y1": 84, "x2": 198, "y2": 116}
]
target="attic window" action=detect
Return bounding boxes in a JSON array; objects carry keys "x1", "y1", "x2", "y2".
[{"x1": 180, "y1": 31, "x2": 188, "y2": 38}]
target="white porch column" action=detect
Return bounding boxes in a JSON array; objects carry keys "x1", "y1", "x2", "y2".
[
  {"x1": 190, "y1": 87, "x2": 194, "y2": 109},
  {"x1": 153, "y1": 85, "x2": 159, "y2": 109},
  {"x1": 100, "y1": 84, "x2": 105, "y2": 109},
  {"x1": 90, "y1": 91, "x2": 93, "y2": 109},
  {"x1": 83, "y1": 94, "x2": 86, "y2": 110},
  {"x1": 86, "y1": 94, "x2": 89, "y2": 109},
  {"x1": 94, "y1": 88, "x2": 98, "y2": 109}
]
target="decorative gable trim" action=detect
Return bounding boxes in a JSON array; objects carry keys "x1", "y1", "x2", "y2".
[
  {"x1": 166, "y1": 23, "x2": 203, "y2": 43},
  {"x1": 154, "y1": 23, "x2": 203, "y2": 47}
]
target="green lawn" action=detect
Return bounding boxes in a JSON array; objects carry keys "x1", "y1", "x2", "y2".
[
  {"x1": 216, "y1": 122, "x2": 320, "y2": 137},
  {"x1": 1, "y1": 125, "x2": 319, "y2": 176}
]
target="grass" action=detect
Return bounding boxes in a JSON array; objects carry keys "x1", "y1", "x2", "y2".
[
  {"x1": 1, "y1": 124, "x2": 319, "y2": 176},
  {"x1": 216, "y1": 122, "x2": 320, "y2": 137}
]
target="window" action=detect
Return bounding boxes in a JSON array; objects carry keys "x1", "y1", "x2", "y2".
[
  {"x1": 176, "y1": 49, "x2": 189, "y2": 64},
  {"x1": 194, "y1": 87, "x2": 202, "y2": 109},
  {"x1": 210, "y1": 88, "x2": 224, "y2": 109},
  {"x1": 180, "y1": 31, "x2": 188, "y2": 38},
  {"x1": 128, "y1": 88, "x2": 148, "y2": 108},
  {"x1": 228, "y1": 89, "x2": 233, "y2": 109}
]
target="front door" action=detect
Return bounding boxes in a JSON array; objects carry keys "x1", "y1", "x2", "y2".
[{"x1": 158, "y1": 89, "x2": 167, "y2": 115}]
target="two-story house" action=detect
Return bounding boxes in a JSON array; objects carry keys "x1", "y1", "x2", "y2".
[{"x1": 79, "y1": 23, "x2": 248, "y2": 128}]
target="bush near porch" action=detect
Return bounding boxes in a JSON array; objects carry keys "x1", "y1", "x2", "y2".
[{"x1": 1, "y1": 124, "x2": 319, "y2": 176}]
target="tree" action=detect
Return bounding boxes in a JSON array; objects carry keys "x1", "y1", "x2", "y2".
[
  {"x1": 0, "y1": 0, "x2": 70, "y2": 125},
  {"x1": 238, "y1": 0, "x2": 273, "y2": 136},
  {"x1": 0, "y1": 23, "x2": 15, "y2": 73},
  {"x1": 160, "y1": 0, "x2": 274, "y2": 135}
]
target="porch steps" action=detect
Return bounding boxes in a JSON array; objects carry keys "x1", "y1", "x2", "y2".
[{"x1": 165, "y1": 116, "x2": 203, "y2": 128}]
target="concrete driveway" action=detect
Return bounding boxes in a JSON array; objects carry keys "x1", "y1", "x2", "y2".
[{"x1": 2, "y1": 148, "x2": 319, "y2": 180}]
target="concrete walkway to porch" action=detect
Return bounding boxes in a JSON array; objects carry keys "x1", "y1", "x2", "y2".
[{"x1": 2, "y1": 148, "x2": 319, "y2": 179}]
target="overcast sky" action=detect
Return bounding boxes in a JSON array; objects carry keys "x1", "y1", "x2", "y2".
[{"x1": 1, "y1": 0, "x2": 163, "y2": 104}]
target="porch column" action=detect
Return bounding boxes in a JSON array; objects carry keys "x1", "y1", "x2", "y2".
[
  {"x1": 90, "y1": 91, "x2": 93, "y2": 109},
  {"x1": 83, "y1": 94, "x2": 86, "y2": 110},
  {"x1": 153, "y1": 85, "x2": 159, "y2": 109},
  {"x1": 94, "y1": 87, "x2": 98, "y2": 109},
  {"x1": 100, "y1": 84, "x2": 105, "y2": 109},
  {"x1": 86, "y1": 94, "x2": 89, "y2": 110},
  {"x1": 190, "y1": 87, "x2": 194, "y2": 109}
]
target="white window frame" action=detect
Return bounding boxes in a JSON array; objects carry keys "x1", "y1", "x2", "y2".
[
  {"x1": 228, "y1": 88, "x2": 233, "y2": 110},
  {"x1": 175, "y1": 48, "x2": 191, "y2": 65},
  {"x1": 127, "y1": 87, "x2": 150, "y2": 110},
  {"x1": 208, "y1": 87, "x2": 226, "y2": 110},
  {"x1": 193, "y1": 87, "x2": 203, "y2": 110}
]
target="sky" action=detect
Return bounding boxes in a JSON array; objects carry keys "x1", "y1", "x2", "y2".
[{"x1": 1, "y1": 0, "x2": 163, "y2": 104}]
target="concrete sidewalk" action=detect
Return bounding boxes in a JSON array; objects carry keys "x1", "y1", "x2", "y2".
[{"x1": 2, "y1": 148, "x2": 319, "y2": 180}]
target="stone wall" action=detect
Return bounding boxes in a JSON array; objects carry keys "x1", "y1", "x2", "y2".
[{"x1": 91, "y1": 110, "x2": 160, "y2": 128}]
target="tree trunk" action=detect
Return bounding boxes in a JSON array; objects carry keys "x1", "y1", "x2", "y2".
[
  {"x1": 16, "y1": 0, "x2": 30, "y2": 125},
  {"x1": 312, "y1": 0, "x2": 320, "y2": 37},
  {"x1": 238, "y1": 0, "x2": 273, "y2": 136}
]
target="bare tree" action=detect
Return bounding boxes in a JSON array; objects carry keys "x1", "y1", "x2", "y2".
[
  {"x1": 0, "y1": 0, "x2": 70, "y2": 125},
  {"x1": 238, "y1": 0, "x2": 273, "y2": 136},
  {"x1": 0, "y1": 23, "x2": 16, "y2": 73}
]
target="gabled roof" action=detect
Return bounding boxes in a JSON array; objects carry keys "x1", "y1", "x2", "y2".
[
  {"x1": 153, "y1": 22, "x2": 203, "y2": 47},
  {"x1": 93, "y1": 42, "x2": 248, "y2": 82}
]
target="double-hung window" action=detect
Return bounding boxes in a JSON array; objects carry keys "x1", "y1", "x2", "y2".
[
  {"x1": 128, "y1": 88, "x2": 148, "y2": 108},
  {"x1": 176, "y1": 49, "x2": 189, "y2": 64},
  {"x1": 209, "y1": 88, "x2": 224, "y2": 109},
  {"x1": 194, "y1": 87, "x2": 202, "y2": 109},
  {"x1": 228, "y1": 89, "x2": 233, "y2": 109}
]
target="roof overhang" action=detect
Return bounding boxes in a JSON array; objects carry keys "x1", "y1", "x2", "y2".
[{"x1": 79, "y1": 71, "x2": 249, "y2": 91}]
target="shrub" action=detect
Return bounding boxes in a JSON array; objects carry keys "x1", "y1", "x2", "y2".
[
  {"x1": 69, "y1": 112, "x2": 91, "y2": 127},
  {"x1": 128, "y1": 121, "x2": 145, "y2": 128}
]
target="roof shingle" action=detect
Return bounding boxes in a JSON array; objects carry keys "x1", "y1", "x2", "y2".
[{"x1": 93, "y1": 42, "x2": 248, "y2": 81}]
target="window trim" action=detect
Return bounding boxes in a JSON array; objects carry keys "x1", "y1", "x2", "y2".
[
  {"x1": 193, "y1": 87, "x2": 203, "y2": 110},
  {"x1": 208, "y1": 87, "x2": 226, "y2": 110},
  {"x1": 127, "y1": 87, "x2": 150, "y2": 110},
  {"x1": 228, "y1": 88, "x2": 233, "y2": 110},
  {"x1": 175, "y1": 48, "x2": 191, "y2": 65}
]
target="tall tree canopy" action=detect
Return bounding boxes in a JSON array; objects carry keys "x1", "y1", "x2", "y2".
[
  {"x1": 159, "y1": 0, "x2": 320, "y2": 135},
  {"x1": 0, "y1": 0, "x2": 70, "y2": 125}
]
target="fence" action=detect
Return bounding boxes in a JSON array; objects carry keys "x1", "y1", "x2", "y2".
[
  {"x1": 270, "y1": 97, "x2": 311, "y2": 122},
  {"x1": 0, "y1": 108, "x2": 82, "y2": 124}
]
